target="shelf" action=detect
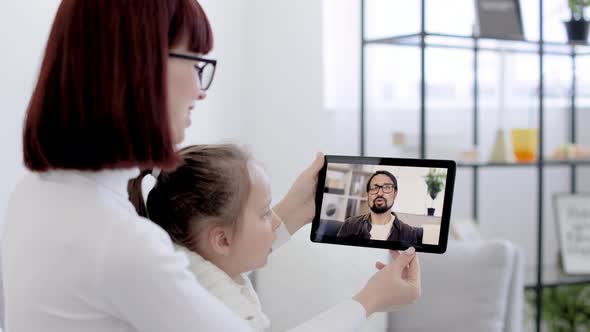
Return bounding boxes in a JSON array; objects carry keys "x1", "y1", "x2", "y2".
[
  {"x1": 364, "y1": 32, "x2": 590, "y2": 56},
  {"x1": 324, "y1": 192, "x2": 345, "y2": 197},
  {"x1": 525, "y1": 265, "x2": 590, "y2": 289},
  {"x1": 327, "y1": 164, "x2": 352, "y2": 172},
  {"x1": 324, "y1": 187, "x2": 345, "y2": 195},
  {"x1": 457, "y1": 160, "x2": 590, "y2": 168},
  {"x1": 348, "y1": 196, "x2": 368, "y2": 200},
  {"x1": 360, "y1": 3, "x2": 589, "y2": 331},
  {"x1": 324, "y1": 192, "x2": 367, "y2": 200}
]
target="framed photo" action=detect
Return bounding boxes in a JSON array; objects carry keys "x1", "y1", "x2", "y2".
[
  {"x1": 553, "y1": 194, "x2": 590, "y2": 275},
  {"x1": 475, "y1": 0, "x2": 525, "y2": 40}
]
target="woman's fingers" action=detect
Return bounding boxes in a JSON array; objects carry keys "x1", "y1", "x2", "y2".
[
  {"x1": 378, "y1": 248, "x2": 417, "y2": 274},
  {"x1": 390, "y1": 250, "x2": 400, "y2": 260},
  {"x1": 390, "y1": 247, "x2": 416, "y2": 279},
  {"x1": 306, "y1": 152, "x2": 325, "y2": 177},
  {"x1": 405, "y1": 253, "x2": 421, "y2": 284}
]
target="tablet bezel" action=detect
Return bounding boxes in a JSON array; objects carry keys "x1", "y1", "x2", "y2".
[{"x1": 310, "y1": 155, "x2": 456, "y2": 254}]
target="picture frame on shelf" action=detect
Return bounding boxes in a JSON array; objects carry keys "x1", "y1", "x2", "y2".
[
  {"x1": 475, "y1": 0, "x2": 525, "y2": 40},
  {"x1": 553, "y1": 193, "x2": 590, "y2": 275}
]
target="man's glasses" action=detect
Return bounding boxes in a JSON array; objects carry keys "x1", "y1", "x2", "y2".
[
  {"x1": 368, "y1": 183, "x2": 395, "y2": 194},
  {"x1": 169, "y1": 53, "x2": 217, "y2": 91}
]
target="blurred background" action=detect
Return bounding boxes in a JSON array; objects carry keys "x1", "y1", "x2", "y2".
[{"x1": 1, "y1": 1, "x2": 589, "y2": 331}]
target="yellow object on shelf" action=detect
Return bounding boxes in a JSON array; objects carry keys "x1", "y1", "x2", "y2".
[{"x1": 511, "y1": 128, "x2": 538, "y2": 163}]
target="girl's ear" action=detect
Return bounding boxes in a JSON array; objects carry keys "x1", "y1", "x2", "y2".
[{"x1": 207, "y1": 225, "x2": 233, "y2": 256}]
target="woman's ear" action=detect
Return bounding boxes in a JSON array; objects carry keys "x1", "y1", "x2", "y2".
[{"x1": 207, "y1": 225, "x2": 233, "y2": 256}]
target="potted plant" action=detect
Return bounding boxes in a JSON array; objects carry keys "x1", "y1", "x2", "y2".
[
  {"x1": 565, "y1": 0, "x2": 590, "y2": 43},
  {"x1": 525, "y1": 284, "x2": 590, "y2": 331},
  {"x1": 424, "y1": 169, "x2": 446, "y2": 216}
]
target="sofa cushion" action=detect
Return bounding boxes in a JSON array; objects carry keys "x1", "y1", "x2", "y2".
[{"x1": 389, "y1": 240, "x2": 522, "y2": 332}]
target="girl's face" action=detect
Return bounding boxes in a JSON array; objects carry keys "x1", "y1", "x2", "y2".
[
  {"x1": 229, "y1": 163, "x2": 281, "y2": 273},
  {"x1": 166, "y1": 44, "x2": 207, "y2": 144}
]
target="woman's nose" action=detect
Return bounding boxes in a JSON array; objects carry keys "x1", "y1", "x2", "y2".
[{"x1": 195, "y1": 89, "x2": 207, "y2": 101}]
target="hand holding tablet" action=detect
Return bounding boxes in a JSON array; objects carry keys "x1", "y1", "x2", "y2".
[{"x1": 311, "y1": 155, "x2": 456, "y2": 254}]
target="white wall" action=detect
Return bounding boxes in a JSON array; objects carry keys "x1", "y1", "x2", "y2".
[
  {"x1": 184, "y1": 0, "x2": 247, "y2": 145},
  {"x1": 240, "y1": 0, "x2": 325, "y2": 191},
  {"x1": 241, "y1": 0, "x2": 359, "y2": 199},
  {"x1": 0, "y1": 0, "x2": 62, "y2": 226}
]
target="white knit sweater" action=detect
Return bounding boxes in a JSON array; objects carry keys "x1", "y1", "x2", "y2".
[{"x1": 176, "y1": 246, "x2": 270, "y2": 331}]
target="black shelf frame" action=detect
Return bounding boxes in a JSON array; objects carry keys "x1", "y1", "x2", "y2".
[
  {"x1": 524, "y1": 265, "x2": 590, "y2": 290},
  {"x1": 365, "y1": 32, "x2": 590, "y2": 56},
  {"x1": 359, "y1": 1, "x2": 590, "y2": 332},
  {"x1": 526, "y1": 279, "x2": 590, "y2": 289}
]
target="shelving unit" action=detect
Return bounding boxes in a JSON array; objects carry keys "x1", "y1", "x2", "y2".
[
  {"x1": 322, "y1": 165, "x2": 372, "y2": 221},
  {"x1": 458, "y1": 160, "x2": 590, "y2": 168},
  {"x1": 360, "y1": 1, "x2": 590, "y2": 331}
]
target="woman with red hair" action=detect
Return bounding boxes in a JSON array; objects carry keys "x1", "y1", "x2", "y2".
[{"x1": 2, "y1": 1, "x2": 421, "y2": 331}]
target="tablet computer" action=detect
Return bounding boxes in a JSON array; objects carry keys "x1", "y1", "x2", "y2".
[{"x1": 311, "y1": 155, "x2": 456, "y2": 254}]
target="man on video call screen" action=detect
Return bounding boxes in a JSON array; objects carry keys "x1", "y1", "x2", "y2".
[
  {"x1": 336, "y1": 170, "x2": 423, "y2": 243},
  {"x1": 320, "y1": 163, "x2": 447, "y2": 245}
]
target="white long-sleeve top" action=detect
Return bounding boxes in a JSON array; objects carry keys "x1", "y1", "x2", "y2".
[{"x1": 1, "y1": 169, "x2": 367, "y2": 332}]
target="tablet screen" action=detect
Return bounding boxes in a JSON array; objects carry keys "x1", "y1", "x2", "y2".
[{"x1": 311, "y1": 156, "x2": 456, "y2": 253}]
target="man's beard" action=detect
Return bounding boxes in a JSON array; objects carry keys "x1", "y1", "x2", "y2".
[{"x1": 369, "y1": 197, "x2": 393, "y2": 214}]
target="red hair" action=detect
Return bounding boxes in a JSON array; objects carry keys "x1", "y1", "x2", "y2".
[{"x1": 23, "y1": 0, "x2": 213, "y2": 171}]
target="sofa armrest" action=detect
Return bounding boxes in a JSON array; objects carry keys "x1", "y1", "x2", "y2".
[{"x1": 503, "y1": 244, "x2": 524, "y2": 332}]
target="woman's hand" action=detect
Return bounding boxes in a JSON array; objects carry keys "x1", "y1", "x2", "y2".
[
  {"x1": 352, "y1": 247, "x2": 421, "y2": 316},
  {"x1": 273, "y1": 152, "x2": 324, "y2": 235}
]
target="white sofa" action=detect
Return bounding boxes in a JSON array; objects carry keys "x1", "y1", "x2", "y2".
[
  {"x1": 255, "y1": 225, "x2": 524, "y2": 332},
  {"x1": 387, "y1": 239, "x2": 524, "y2": 332}
]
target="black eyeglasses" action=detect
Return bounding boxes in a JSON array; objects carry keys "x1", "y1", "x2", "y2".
[
  {"x1": 169, "y1": 53, "x2": 217, "y2": 91},
  {"x1": 368, "y1": 183, "x2": 395, "y2": 194}
]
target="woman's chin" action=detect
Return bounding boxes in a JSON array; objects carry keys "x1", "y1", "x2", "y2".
[{"x1": 172, "y1": 129, "x2": 186, "y2": 144}]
